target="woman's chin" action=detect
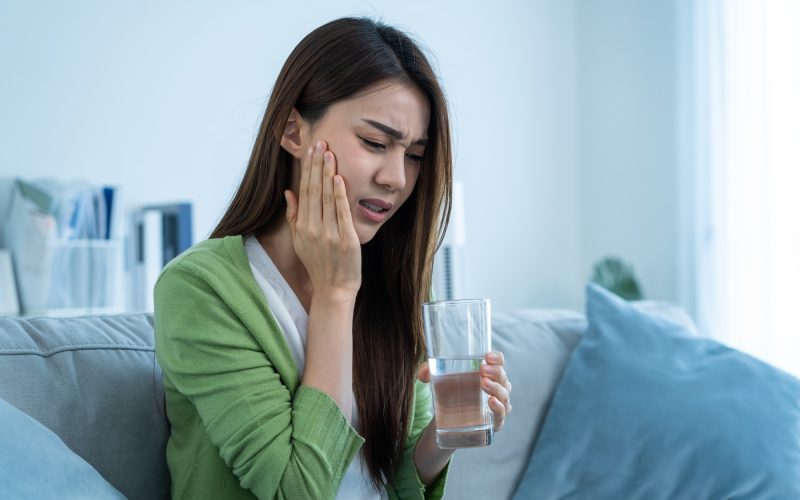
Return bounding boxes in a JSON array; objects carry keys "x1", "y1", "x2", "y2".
[
  {"x1": 354, "y1": 224, "x2": 381, "y2": 246},
  {"x1": 357, "y1": 231, "x2": 376, "y2": 246}
]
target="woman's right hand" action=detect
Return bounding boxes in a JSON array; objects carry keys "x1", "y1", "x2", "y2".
[{"x1": 284, "y1": 140, "x2": 361, "y2": 298}]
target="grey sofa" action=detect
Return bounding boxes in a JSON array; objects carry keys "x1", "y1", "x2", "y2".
[
  {"x1": 0, "y1": 302, "x2": 695, "y2": 499},
  {"x1": 0, "y1": 314, "x2": 170, "y2": 499}
]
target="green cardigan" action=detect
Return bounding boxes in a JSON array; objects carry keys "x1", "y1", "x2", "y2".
[{"x1": 154, "y1": 235, "x2": 448, "y2": 499}]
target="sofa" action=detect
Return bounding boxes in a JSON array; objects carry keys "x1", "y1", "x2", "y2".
[
  {"x1": 0, "y1": 314, "x2": 169, "y2": 499},
  {"x1": 1, "y1": 291, "x2": 797, "y2": 499}
]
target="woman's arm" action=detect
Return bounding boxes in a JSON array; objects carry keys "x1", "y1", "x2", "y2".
[
  {"x1": 284, "y1": 141, "x2": 362, "y2": 421},
  {"x1": 154, "y1": 261, "x2": 364, "y2": 499},
  {"x1": 302, "y1": 290, "x2": 356, "y2": 421},
  {"x1": 385, "y1": 380, "x2": 450, "y2": 499},
  {"x1": 413, "y1": 418, "x2": 455, "y2": 485}
]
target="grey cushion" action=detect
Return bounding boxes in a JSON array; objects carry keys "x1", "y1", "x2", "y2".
[{"x1": 0, "y1": 313, "x2": 169, "y2": 500}]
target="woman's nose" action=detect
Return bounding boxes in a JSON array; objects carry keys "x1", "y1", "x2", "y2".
[{"x1": 374, "y1": 152, "x2": 407, "y2": 192}]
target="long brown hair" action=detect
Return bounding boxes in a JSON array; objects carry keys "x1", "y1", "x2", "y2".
[{"x1": 209, "y1": 17, "x2": 452, "y2": 489}]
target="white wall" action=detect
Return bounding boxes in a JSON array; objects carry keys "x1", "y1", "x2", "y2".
[
  {"x1": 452, "y1": 1, "x2": 581, "y2": 309},
  {"x1": 576, "y1": 0, "x2": 680, "y2": 306},
  {"x1": 0, "y1": 1, "x2": 681, "y2": 312}
]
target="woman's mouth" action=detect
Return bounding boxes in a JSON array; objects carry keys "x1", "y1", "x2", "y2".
[{"x1": 358, "y1": 199, "x2": 392, "y2": 223}]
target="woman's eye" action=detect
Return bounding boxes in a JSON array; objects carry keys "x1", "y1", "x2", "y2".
[
  {"x1": 407, "y1": 154, "x2": 423, "y2": 163},
  {"x1": 361, "y1": 138, "x2": 385, "y2": 150}
]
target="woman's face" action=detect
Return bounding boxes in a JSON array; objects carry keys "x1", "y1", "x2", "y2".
[{"x1": 291, "y1": 81, "x2": 430, "y2": 244}]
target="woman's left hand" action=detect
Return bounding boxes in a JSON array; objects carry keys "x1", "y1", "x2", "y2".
[{"x1": 480, "y1": 351, "x2": 512, "y2": 432}]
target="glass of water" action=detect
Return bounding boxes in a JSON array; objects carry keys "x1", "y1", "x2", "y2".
[{"x1": 423, "y1": 298, "x2": 493, "y2": 449}]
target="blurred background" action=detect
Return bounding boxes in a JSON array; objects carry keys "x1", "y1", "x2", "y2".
[{"x1": 0, "y1": 0, "x2": 797, "y2": 375}]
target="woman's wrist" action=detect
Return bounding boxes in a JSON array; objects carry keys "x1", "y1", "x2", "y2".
[
  {"x1": 310, "y1": 286, "x2": 358, "y2": 308},
  {"x1": 413, "y1": 418, "x2": 455, "y2": 486},
  {"x1": 303, "y1": 288, "x2": 357, "y2": 420}
]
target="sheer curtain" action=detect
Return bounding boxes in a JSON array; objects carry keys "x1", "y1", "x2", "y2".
[{"x1": 690, "y1": 0, "x2": 800, "y2": 376}]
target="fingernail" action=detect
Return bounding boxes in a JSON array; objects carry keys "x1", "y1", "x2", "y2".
[
  {"x1": 487, "y1": 352, "x2": 498, "y2": 362},
  {"x1": 316, "y1": 140, "x2": 324, "y2": 152}
]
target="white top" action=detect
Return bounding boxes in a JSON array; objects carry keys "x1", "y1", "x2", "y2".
[{"x1": 244, "y1": 235, "x2": 383, "y2": 500}]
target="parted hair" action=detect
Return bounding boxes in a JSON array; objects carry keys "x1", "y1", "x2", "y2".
[{"x1": 209, "y1": 17, "x2": 452, "y2": 490}]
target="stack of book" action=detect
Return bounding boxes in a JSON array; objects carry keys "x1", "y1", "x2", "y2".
[
  {"x1": 130, "y1": 203, "x2": 193, "y2": 312},
  {"x1": 3, "y1": 178, "x2": 124, "y2": 316}
]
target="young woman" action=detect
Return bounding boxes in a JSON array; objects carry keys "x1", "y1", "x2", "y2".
[{"x1": 154, "y1": 17, "x2": 512, "y2": 499}]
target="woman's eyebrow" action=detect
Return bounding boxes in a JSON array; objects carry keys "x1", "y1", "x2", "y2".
[{"x1": 362, "y1": 119, "x2": 428, "y2": 146}]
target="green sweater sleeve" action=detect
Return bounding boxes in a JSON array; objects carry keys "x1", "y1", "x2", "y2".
[
  {"x1": 154, "y1": 261, "x2": 364, "y2": 499},
  {"x1": 387, "y1": 380, "x2": 450, "y2": 499}
]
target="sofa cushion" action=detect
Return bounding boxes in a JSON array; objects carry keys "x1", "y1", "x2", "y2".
[
  {"x1": 0, "y1": 395, "x2": 124, "y2": 499},
  {"x1": 444, "y1": 298, "x2": 698, "y2": 500},
  {"x1": 0, "y1": 313, "x2": 170, "y2": 500},
  {"x1": 513, "y1": 284, "x2": 800, "y2": 499},
  {"x1": 445, "y1": 308, "x2": 586, "y2": 500}
]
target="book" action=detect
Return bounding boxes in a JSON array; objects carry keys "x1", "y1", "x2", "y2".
[
  {"x1": 147, "y1": 202, "x2": 192, "y2": 266},
  {"x1": 131, "y1": 202, "x2": 193, "y2": 312},
  {"x1": 0, "y1": 250, "x2": 20, "y2": 316}
]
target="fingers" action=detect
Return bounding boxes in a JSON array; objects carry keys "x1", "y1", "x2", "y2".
[
  {"x1": 485, "y1": 351, "x2": 505, "y2": 366},
  {"x1": 297, "y1": 144, "x2": 313, "y2": 227},
  {"x1": 306, "y1": 141, "x2": 326, "y2": 226},
  {"x1": 296, "y1": 140, "x2": 341, "y2": 240},
  {"x1": 321, "y1": 151, "x2": 337, "y2": 232},
  {"x1": 482, "y1": 377, "x2": 511, "y2": 413},
  {"x1": 480, "y1": 366, "x2": 511, "y2": 395},
  {"x1": 489, "y1": 395, "x2": 509, "y2": 432},
  {"x1": 483, "y1": 377, "x2": 512, "y2": 432},
  {"x1": 417, "y1": 361, "x2": 431, "y2": 383},
  {"x1": 333, "y1": 174, "x2": 357, "y2": 242},
  {"x1": 481, "y1": 350, "x2": 512, "y2": 431},
  {"x1": 287, "y1": 139, "x2": 362, "y2": 295},
  {"x1": 484, "y1": 351, "x2": 511, "y2": 392}
]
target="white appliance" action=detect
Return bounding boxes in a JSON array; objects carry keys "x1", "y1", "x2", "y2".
[{"x1": 432, "y1": 180, "x2": 466, "y2": 301}]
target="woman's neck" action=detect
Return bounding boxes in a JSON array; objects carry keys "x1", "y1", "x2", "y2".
[{"x1": 257, "y1": 220, "x2": 313, "y2": 312}]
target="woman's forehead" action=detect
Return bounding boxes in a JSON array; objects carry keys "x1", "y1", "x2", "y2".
[{"x1": 333, "y1": 83, "x2": 430, "y2": 141}]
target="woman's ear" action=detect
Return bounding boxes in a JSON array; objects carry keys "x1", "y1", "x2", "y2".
[{"x1": 280, "y1": 108, "x2": 307, "y2": 159}]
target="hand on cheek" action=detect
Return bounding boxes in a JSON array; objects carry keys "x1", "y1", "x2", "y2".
[{"x1": 283, "y1": 140, "x2": 361, "y2": 295}]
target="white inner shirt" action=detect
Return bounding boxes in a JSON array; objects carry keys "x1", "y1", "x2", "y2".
[{"x1": 244, "y1": 235, "x2": 383, "y2": 500}]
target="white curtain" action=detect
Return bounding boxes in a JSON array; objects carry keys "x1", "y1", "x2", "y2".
[{"x1": 692, "y1": 0, "x2": 800, "y2": 376}]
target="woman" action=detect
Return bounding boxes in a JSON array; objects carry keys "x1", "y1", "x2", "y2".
[{"x1": 154, "y1": 17, "x2": 512, "y2": 499}]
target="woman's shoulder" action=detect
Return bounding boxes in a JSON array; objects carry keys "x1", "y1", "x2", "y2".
[
  {"x1": 157, "y1": 235, "x2": 250, "y2": 288},
  {"x1": 170, "y1": 235, "x2": 242, "y2": 264}
]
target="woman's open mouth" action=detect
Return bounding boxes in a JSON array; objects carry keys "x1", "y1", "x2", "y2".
[{"x1": 358, "y1": 199, "x2": 392, "y2": 223}]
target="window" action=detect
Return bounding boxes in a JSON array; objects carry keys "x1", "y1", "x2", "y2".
[{"x1": 688, "y1": 0, "x2": 800, "y2": 376}]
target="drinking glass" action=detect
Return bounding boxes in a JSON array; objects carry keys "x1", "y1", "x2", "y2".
[{"x1": 423, "y1": 298, "x2": 493, "y2": 448}]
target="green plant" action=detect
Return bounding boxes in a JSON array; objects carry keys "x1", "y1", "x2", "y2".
[{"x1": 591, "y1": 256, "x2": 643, "y2": 300}]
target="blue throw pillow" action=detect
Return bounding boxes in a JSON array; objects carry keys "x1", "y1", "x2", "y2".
[
  {"x1": 513, "y1": 283, "x2": 800, "y2": 500},
  {"x1": 0, "y1": 396, "x2": 124, "y2": 499}
]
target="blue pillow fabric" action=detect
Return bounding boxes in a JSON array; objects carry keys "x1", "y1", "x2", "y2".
[
  {"x1": 513, "y1": 283, "x2": 800, "y2": 500},
  {"x1": 0, "y1": 396, "x2": 124, "y2": 500}
]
